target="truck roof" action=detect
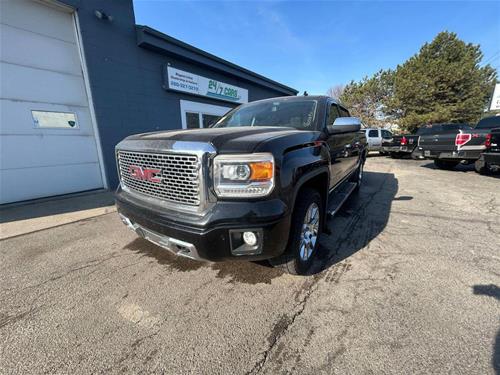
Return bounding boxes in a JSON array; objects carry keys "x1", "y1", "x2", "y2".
[{"x1": 248, "y1": 95, "x2": 346, "y2": 108}]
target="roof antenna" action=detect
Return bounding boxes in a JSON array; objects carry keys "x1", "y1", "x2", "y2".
[{"x1": 303, "y1": 91, "x2": 308, "y2": 96}]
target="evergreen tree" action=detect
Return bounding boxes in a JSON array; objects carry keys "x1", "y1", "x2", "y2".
[
  {"x1": 337, "y1": 32, "x2": 497, "y2": 132},
  {"x1": 387, "y1": 31, "x2": 497, "y2": 131}
]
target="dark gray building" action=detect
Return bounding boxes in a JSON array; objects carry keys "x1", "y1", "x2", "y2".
[{"x1": 0, "y1": 0, "x2": 297, "y2": 204}]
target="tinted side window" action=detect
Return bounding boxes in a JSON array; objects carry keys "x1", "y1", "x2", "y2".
[
  {"x1": 417, "y1": 125, "x2": 442, "y2": 135},
  {"x1": 328, "y1": 104, "x2": 341, "y2": 125},
  {"x1": 339, "y1": 107, "x2": 350, "y2": 117},
  {"x1": 440, "y1": 124, "x2": 470, "y2": 133},
  {"x1": 381, "y1": 130, "x2": 392, "y2": 139},
  {"x1": 368, "y1": 129, "x2": 379, "y2": 137},
  {"x1": 476, "y1": 116, "x2": 500, "y2": 129}
]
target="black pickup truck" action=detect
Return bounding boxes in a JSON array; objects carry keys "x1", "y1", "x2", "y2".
[
  {"x1": 381, "y1": 127, "x2": 437, "y2": 159},
  {"x1": 115, "y1": 96, "x2": 367, "y2": 275},
  {"x1": 419, "y1": 117, "x2": 500, "y2": 171},
  {"x1": 474, "y1": 118, "x2": 500, "y2": 174}
]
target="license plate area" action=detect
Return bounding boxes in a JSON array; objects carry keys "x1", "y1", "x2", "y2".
[{"x1": 137, "y1": 226, "x2": 171, "y2": 249}]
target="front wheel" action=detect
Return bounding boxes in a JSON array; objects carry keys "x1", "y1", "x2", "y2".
[
  {"x1": 434, "y1": 159, "x2": 459, "y2": 170},
  {"x1": 269, "y1": 188, "x2": 323, "y2": 275}
]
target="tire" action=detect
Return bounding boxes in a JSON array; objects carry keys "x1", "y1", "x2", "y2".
[
  {"x1": 269, "y1": 188, "x2": 323, "y2": 275},
  {"x1": 433, "y1": 159, "x2": 459, "y2": 170},
  {"x1": 474, "y1": 158, "x2": 490, "y2": 175}
]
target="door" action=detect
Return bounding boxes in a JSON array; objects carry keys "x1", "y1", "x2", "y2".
[
  {"x1": 180, "y1": 100, "x2": 231, "y2": 129},
  {"x1": 325, "y1": 103, "x2": 352, "y2": 188},
  {"x1": 367, "y1": 129, "x2": 382, "y2": 150},
  {"x1": 338, "y1": 105, "x2": 359, "y2": 174},
  {"x1": 0, "y1": 0, "x2": 104, "y2": 204}
]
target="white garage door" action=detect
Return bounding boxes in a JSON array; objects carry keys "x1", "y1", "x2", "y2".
[{"x1": 0, "y1": 0, "x2": 104, "y2": 204}]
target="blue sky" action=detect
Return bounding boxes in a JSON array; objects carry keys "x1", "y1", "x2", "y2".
[{"x1": 133, "y1": 1, "x2": 500, "y2": 94}]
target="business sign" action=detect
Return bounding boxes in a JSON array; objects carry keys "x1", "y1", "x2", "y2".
[
  {"x1": 165, "y1": 66, "x2": 248, "y2": 104},
  {"x1": 490, "y1": 83, "x2": 500, "y2": 111}
]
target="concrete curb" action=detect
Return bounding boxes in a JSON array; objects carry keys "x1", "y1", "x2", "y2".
[{"x1": 0, "y1": 192, "x2": 116, "y2": 240}]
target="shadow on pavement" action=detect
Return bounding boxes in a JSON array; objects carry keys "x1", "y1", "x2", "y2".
[
  {"x1": 473, "y1": 284, "x2": 500, "y2": 375},
  {"x1": 393, "y1": 195, "x2": 413, "y2": 201},
  {"x1": 122, "y1": 171, "x2": 398, "y2": 282},
  {"x1": 312, "y1": 171, "x2": 398, "y2": 274},
  {"x1": 0, "y1": 190, "x2": 114, "y2": 224},
  {"x1": 366, "y1": 152, "x2": 384, "y2": 158},
  {"x1": 420, "y1": 162, "x2": 500, "y2": 178},
  {"x1": 124, "y1": 237, "x2": 284, "y2": 285}
]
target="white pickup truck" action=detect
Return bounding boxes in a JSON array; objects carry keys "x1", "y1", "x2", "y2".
[{"x1": 363, "y1": 128, "x2": 393, "y2": 154}]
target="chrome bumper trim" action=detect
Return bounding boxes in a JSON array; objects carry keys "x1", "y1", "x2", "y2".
[{"x1": 119, "y1": 213, "x2": 201, "y2": 261}]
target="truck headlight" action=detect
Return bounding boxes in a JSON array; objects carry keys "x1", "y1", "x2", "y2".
[{"x1": 213, "y1": 153, "x2": 275, "y2": 198}]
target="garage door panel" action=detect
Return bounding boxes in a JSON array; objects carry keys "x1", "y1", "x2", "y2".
[
  {"x1": 0, "y1": 99, "x2": 94, "y2": 135},
  {"x1": 0, "y1": 0, "x2": 75, "y2": 43},
  {"x1": 1, "y1": 0, "x2": 104, "y2": 203},
  {"x1": 0, "y1": 23, "x2": 81, "y2": 76},
  {"x1": 1, "y1": 62, "x2": 88, "y2": 107},
  {"x1": 0, "y1": 163, "x2": 102, "y2": 204},
  {"x1": 1, "y1": 134, "x2": 101, "y2": 170}
]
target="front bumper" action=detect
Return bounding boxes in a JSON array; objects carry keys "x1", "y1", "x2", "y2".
[{"x1": 115, "y1": 186, "x2": 291, "y2": 262}]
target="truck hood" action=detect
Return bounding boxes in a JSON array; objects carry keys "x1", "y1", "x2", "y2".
[{"x1": 120, "y1": 126, "x2": 310, "y2": 154}]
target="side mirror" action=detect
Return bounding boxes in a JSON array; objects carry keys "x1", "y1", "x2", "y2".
[{"x1": 327, "y1": 117, "x2": 362, "y2": 134}]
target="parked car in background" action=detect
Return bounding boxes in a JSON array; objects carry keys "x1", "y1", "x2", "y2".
[
  {"x1": 364, "y1": 128, "x2": 393, "y2": 154},
  {"x1": 115, "y1": 96, "x2": 367, "y2": 275},
  {"x1": 419, "y1": 118, "x2": 500, "y2": 170},
  {"x1": 473, "y1": 117, "x2": 500, "y2": 174},
  {"x1": 381, "y1": 127, "x2": 438, "y2": 159}
]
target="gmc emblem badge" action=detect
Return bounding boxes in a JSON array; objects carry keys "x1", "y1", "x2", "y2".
[{"x1": 129, "y1": 165, "x2": 161, "y2": 183}]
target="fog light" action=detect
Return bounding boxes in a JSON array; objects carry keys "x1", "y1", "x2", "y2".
[
  {"x1": 243, "y1": 231, "x2": 257, "y2": 246},
  {"x1": 229, "y1": 229, "x2": 263, "y2": 256}
]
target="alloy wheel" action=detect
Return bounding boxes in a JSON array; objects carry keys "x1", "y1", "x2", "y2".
[{"x1": 299, "y1": 202, "x2": 320, "y2": 261}]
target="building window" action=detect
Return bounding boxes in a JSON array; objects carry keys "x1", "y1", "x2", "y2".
[
  {"x1": 202, "y1": 114, "x2": 220, "y2": 128},
  {"x1": 180, "y1": 100, "x2": 231, "y2": 129},
  {"x1": 185, "y1": 112, "x2": 200, "y2": 129}
]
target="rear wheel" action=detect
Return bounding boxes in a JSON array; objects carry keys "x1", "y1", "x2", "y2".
[
  {"x1": 269, "y1": 188, "x2": 323, "y2": 275},
  {"x1": 434, "y1": 159, "x2": 459, "y2": 170}
]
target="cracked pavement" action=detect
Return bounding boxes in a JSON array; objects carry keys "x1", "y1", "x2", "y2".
[{"x1": 1, "y1": 157, "x2": 499, "y2": 374}]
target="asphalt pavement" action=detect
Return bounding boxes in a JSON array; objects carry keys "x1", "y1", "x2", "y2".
[{"x1": 1, "y1": 157, "x2": 499, "y2": 374}]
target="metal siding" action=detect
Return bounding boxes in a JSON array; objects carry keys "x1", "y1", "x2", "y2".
[{"x1": 57, "y1": 0, "x2": 296, "y2": 188}]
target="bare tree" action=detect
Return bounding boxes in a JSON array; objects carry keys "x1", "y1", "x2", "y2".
[{"x1": 326, "y1": 84, "x2": 345, "y2": 101}]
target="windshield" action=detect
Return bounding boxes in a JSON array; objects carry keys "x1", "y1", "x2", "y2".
[
  {"x1": 475, "y1": 116, "x2": 500, "y2": 129},
  {"x1": 213, "y1": 99, "x2": 318, "y2": 130}
]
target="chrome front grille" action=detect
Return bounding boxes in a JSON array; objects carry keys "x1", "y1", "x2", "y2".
[{"x1": 117, "y1": 150, "x2": 201, "y2": 206}]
